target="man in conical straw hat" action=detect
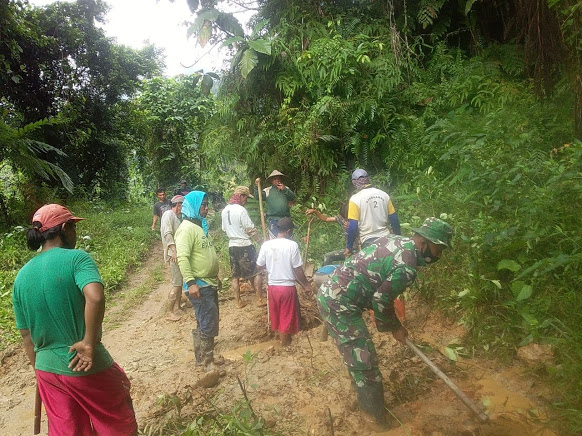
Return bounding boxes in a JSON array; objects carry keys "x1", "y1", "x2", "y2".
[{"x1": 255, "y1": 170, "x2": 296, "y2": 239}]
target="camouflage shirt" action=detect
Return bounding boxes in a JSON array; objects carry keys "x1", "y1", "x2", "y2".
[{"x1": 319, "y1": 235, "x2": 424, "y2": 332}]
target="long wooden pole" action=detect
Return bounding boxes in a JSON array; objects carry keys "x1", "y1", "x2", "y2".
[
  {"x1": 255, "y1": 178, "x2": 269, "y2": 332},
  {"x1": 405, "y1": 338, "x2": 489, "y2": 423},
  {"x1": 34, "y1": 384, "x2": 41, "y2": 435},
  {"x1": 303, "y1": 217, "x2": 314, "y2": 261},
  {"x1": 255, "y1": 179, "x2": 267, "y2": 241}
]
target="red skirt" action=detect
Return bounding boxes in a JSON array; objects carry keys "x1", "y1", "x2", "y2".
[
  {"x1": 36, "y1": 362, "x2": 136, "y2": 436},
  {"x1": 268, "y1": 285, "x2": 301, "y2": 334}
]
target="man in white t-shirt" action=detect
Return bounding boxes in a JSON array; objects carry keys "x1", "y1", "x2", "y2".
[
  {"x1": 256, "y1": 217, "x2": 314, "y2": 346},
  {"x1": 345, "y1": 168, "x2": 401, "y2": 257},
  {"x1": 221, "y1": 186, "x2": 264, "y2": 308}
]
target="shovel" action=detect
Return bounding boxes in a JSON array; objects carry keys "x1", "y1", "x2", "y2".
[{"x1": 405, "y1": 338, "x2": 489, "y2": 423}]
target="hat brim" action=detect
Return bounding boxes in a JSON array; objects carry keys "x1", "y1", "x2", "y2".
[
  {"x1": 413, "y1": 228, "x2": 452, "y2": 248},
  {"x1": 266, "y1": 176, "x2": 284, "y2": 183}
]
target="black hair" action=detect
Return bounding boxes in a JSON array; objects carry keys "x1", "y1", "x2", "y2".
[
  {"x1": 156, "y1": 188, "x2": 165, "y2": 194},
  {"x1": 26, "y1": 222, "x2": 65, "y2": 251}
]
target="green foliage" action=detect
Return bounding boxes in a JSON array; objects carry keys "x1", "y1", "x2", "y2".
[
  {"x1": 0, "y1": 201, "x2": 156, "y2": 350},
  {"x1": 0, "y1": 117, "x2": 73, "y2": 193},
  {"x1": 0, "y1": 0, "x2": 163, "y2": 200},
  {"x1": 195, "y1": 1, "x2": 582, "y2": 429},
  {"x1": 143, "y1": 396, "x2": 273, "y2": 436},
  {"x1": 181, "y1": 402, "x2": 270, "y2": 435},
  {"x1": 130, "y1": 74, "x2": 215, "y2": 190}
]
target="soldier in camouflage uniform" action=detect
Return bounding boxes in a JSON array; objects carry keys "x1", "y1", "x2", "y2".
[{"x1": 317, "y1": 217, "x2": 453, "y2": 426}]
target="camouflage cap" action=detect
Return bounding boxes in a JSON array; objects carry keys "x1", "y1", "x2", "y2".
[{"x1": 413, "y1": 217, "x2": 453, "y2": 248}]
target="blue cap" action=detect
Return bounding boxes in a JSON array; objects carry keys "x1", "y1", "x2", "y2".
[{"x1": 351, "y1": 168, "x2": 368, "y2": 180}]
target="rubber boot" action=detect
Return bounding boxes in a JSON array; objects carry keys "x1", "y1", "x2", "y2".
[
  {"x1": 355, "y1": 382, "x2": 387, "y2": 428},
  {"x1": 200, "y1": 336, "x2": 215, "y2": 370},
  {"x1": 192, "y1": 329, "x2": 202, "y2": 366}
]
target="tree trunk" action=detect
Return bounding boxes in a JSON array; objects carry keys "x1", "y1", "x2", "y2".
[
  {"x1": 0, "y1": 190, "x2": 12, "y2": 227},
  {"x1": 575, "y1": 72, "x2": 582, "y2": 140}
]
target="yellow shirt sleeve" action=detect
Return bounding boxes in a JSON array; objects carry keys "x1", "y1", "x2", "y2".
[
  {"x1": 347, "y1": 200, "x2": 360, "y2": 221},
  {"x1": 387, "y1": 199, "x2": 396, "y2": 215}
]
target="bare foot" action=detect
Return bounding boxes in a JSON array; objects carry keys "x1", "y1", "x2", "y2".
[
  {"x1": 281, "y1": 334, "x2": 292, "y2": 346},
  {"x1": 237, "y1": 300, "x2": 248, "y2": 309},
  {"x1": 165, "y1": 313, "x2": 181, "y2": 322},
  {"x1": 255, "y1": 298, "x2": 267, "y2": 307}
]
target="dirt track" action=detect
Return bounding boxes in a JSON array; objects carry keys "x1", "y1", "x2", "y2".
[{"x1": 0, "y1": 243, "x2": 560, "y2": 435}]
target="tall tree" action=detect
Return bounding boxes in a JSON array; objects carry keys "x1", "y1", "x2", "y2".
[
  {"x1": 130, "y1": 74, "x2": 215, "y2": 190},
  {"x1": 0, "y1": 0, "x2": 164, "y2": 200}
]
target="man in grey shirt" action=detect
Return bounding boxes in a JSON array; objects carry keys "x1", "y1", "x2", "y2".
[{"x1": 161, "y1": 195, "x2": 185, "y2": 320}]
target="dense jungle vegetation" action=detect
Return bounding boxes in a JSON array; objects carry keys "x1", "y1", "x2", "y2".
[{"x1": 1, "y1": 0, "x2": 581, "y2": 432}]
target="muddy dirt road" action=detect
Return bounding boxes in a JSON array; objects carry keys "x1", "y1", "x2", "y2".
[{"x1": 0, "y1": 243, "x2": 560, "y2": 435}]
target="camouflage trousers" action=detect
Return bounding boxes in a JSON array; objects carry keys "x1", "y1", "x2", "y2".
[{"x1": 316, "y1": 288, "x2": 382, "y2": 388}]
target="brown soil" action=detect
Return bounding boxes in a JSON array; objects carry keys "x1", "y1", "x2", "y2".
[{"x1": 0, "y1": 245, "x2": 561, "y2": 435}]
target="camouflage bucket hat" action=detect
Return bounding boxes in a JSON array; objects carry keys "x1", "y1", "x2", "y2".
[{"x1": 413, "y1": 217, "x2": 453, "y2": 248}]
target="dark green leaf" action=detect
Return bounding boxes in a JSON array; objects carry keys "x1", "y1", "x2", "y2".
[
  {"x1": 516, "y1": 285, "x2": 533, "y2": 302},
  {"x1": 201, "y1": 75, "x2": 213, "y2": 95},
  {"x1": 497, "y1": 259, "x2": 521, "y2": 272},
  {"x1": 215, "y1": 12, "x2": 244, "y2": 37}
]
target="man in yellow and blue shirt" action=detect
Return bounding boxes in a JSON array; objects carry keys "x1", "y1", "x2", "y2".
[{"x1": 345, "y1": 168, "x2": 401, "y2": 257}]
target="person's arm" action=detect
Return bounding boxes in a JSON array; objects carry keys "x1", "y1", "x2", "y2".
[
  {"x1": 387, "y1": 199, "x2": 401, "y2": 235},
  {"x1": 372, "y1": 264, "x2": 416, "y2": 335},
  {"x1": 293, "y1": 266, "x2": 314, "y2": 295},
  {"x1": 20, "y1": 329, "x2": 36, "y2": 367},
  {"x1": 305, "y1": 209, "x2": 335, "y2": 222},
  {"x1": 245, "y1": 226, "x2": 260, "y2": 243},
  {"x1": 241, "y1": 210, "x2": 260, "y2": 243},
  {"x1": 389, "y1": 213, "x2": 401, "y2": 235},
  {"x1": 161, "y1": 215, "x2": 178, "y2": 262},
  {"x1": 253, "y1": 179, "x2": 261, "y2": 198},
  {"x1": 345, "y1": 219, "x2": 359, "y2": 255},
  {"x1": 151, "y1": 214, "x2": 158, "y2": 231},
  {"x1": 345, "y1": 200, "x2": 359, "y2": 255},
  {"x1": 176, "y1": 226, "x2": 201, "y2": 298},
  {"x1": 68, "y1": 282, "x2": 105, "y2": 372},
  {"x1": 284, "y1": 187, "x2": 296, "y2": 206}
]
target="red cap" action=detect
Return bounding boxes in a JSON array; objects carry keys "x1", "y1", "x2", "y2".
[{"x1": 32, "y1": 204, "x2": 83, "y2": 232}]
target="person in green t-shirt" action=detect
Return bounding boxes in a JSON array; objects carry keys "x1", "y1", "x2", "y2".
[
  {"x1": 255, "y1": 169, "x2": 296, "y2": 238},
  {"x1": 12, "y1": 204, "x2": 137, "y2": 436}
]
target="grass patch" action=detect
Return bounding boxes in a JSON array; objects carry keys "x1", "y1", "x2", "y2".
[
  {"x1": 0, "y1": 201, "x2": 157, "y2": 350},
  {"x1": 104, "y1": 263, "x2": 165, "y2": 329}
]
